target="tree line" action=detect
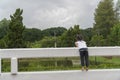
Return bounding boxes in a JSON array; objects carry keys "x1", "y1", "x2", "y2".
[{"x1": 0, "y1": 0, "x2": 120, "y2": 48}]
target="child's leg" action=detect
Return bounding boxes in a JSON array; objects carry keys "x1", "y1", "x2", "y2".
[
  {"x1": 79, "y1": 50, "x2": 85, "y2": 67},
  {"x1": 85, "y1": 51, "x2": 89, "y2": 67}
]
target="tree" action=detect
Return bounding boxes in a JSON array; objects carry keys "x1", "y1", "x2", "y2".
[
  {"x1": 89, "y1": 35, "x2": 106, "y2": 46},
  {"x1": 80, "y1": 28, "x2": 94, "y2": 46},
  {"x1": 23, "y1": 28, "x2": 43, "y2": 42},
  {"x1": 30, "y1": 36, "x2": 56, "y2": 48},
  {"x1": 94, "y1": 0, "x2": 117, "y2": 38},
  {"x1": 7, "y1": 8, "x2": 26, "y2": 48},
  {"x1": 41, "y1": 27, "x2": 67, "y2": 47},
  {"x1": 0, "y1": 18, "x2": 10, "y2": 39},
  {"x1": 108, "y1": 23, "x2": 120, "y2": 46},
  {"x1": 115, "y1": 0, "x2": 120, "y2": 22},
  {"x1": 42, "y1": 27, "x2": 67, "y2": 37},
  {"x1": 60, "y1": 25, "x2": 81, "y2": 47}
]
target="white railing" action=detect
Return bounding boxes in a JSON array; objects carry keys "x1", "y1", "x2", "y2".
[{"x1": 0, "y1": 47, "x2": 120, "y2": 80}]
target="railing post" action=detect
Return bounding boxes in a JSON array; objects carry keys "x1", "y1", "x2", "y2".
[
  {"x1": 0, "y1": 58, "x2": 1, "y2": 75},
  {"x1": 11, "y1": 57, "x2": 18, "y2": 75}
]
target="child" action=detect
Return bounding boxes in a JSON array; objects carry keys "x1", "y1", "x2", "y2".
[{"x1": 75, "y1": 34, "x2": 89, "y2": 71}]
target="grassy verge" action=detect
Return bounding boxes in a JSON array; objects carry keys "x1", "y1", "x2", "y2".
[{"x1": 2, "y1": 56, "x2": 120, "y2": 72}]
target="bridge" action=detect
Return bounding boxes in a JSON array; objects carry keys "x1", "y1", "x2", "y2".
[{"x1": 0, "y1": 47, "x2": 120, "y2": 80}]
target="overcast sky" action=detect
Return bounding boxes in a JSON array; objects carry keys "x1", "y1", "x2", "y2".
[{"x1": 0, "y1": 0, "x2": 117, "y2": 30}]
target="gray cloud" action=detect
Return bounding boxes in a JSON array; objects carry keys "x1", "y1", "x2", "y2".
[{"x1": 0, "y1": 0, "x2": 103, "y2": 29}]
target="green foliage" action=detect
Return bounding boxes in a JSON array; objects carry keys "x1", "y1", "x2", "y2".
[
  {"x1": 80, "y1": 28, "x2": 94, "y2": 46},
  {"x1": 108, "y1": 23, "x2": 120, "y2": 46},
  {"x1": 30, "y1": 26, "x2": 93, "y2": 47},
  {"x1": 30, "y1": 36, "x2": 55, "y2": 48},
  {"x1": 2, "y1": 57, "x2": 120, "y2": 72},
  {"x1": 57, "y1": 59, "x2": 73, "y2": 67},
  {"x1": 39, "y1": 36, "x2": 55, "y2": 47},
  {"x1": 0, "y1": 34, "x2": 9, "y2": 48},
  {"x1": 0, "y1": 39, "x2": 7, "y2": 48},
  {"x1": 115, "y1": 0, "x2": 120, "y2": 22},
  {"x1": 42, "y1": 27, "x2": 67, "y2": 37},
  {"x1": 2, "y1": 59, "x2": 10, "y2": 72},
  {"x1": 7, "y1": 8, "x2": 26, "y2": 48},
  {"x1": 0, "y1": 4, "x2": 120, "y2": 47},
  {"x1": 0, "y1": 18, "x2": 9, "y2": 39},
  {"x1": 30, "y1": 26, "x2": 72, "y2": 48},
  {"x1": 18, "y1": 58, "x2": 72, "y2": 71},
  {"x1": 23, "y1": 28, "x2": 43, "y2": 42},
  {"x1": 60, "y1": 25, "x2": 81, "y2": 47},
  {"x1": 90, "y1": 35, "x2": 106, "y2": 46},
  {"x1": 94, "y1": 0, "x2": 117, "y2": 37}
]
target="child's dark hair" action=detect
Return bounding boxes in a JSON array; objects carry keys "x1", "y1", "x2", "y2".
[{"x1": 76, "y1": 34, "x2": 83, "y2": 41}]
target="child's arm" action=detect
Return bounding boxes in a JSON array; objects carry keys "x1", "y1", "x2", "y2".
[{"x1": 75, "y1": 42, "x2": 78, "y2": 47}]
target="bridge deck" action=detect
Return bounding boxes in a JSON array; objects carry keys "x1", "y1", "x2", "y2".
[{"x1": 0, "y1": 69, "x2": 120, "y2": 80}]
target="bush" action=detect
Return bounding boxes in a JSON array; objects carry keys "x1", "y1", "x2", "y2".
[{"x1": 57, "y1": 59, "x2": 73, "y2": 67}]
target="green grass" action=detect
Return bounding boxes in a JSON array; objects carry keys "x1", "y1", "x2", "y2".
[
  {"x1": 90, "y1": 56, "x2": 120, "y2": 64},
  {"x1": 1, "y1": 56, "x2": 120, "y2": 72}
]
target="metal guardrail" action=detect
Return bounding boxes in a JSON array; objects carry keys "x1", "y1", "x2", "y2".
[{"x1": 0, "y1": 47, "x2": 120, "y2": 80}]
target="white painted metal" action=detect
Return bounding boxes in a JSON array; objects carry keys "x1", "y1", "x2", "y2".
[
  {"x1": 11, "y1": 58, "x2": 18, "y2": 75},
  {"x1": 0, "y1": 47, "x2": 120, "y2": 58},
  {"x1": 0, "y1": 47, "x2": 120, "y2": 80},
  {"x1": 0, "y1": 48, "x2": 78, "y2": 58},
  {"x1": 0, "y1": 58, "x2": 2, "y2": 75},
  {"x1": 0, "y1": 69, "x2": 120, "y2": 80}
]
